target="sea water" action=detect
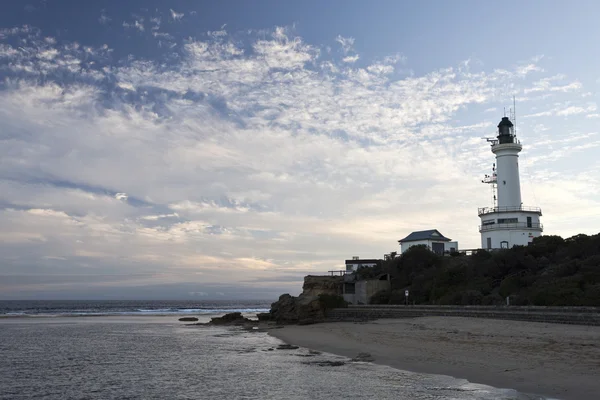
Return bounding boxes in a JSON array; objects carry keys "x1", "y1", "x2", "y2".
[
  {"x1": 0, "y1": 301, "x2": 549, "y2": 400},
  {"x1": 0, "y1": 300, "x2": 270, "y2": 317}
]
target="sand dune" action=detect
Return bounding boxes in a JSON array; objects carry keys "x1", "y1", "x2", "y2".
[{"x1": 269, "y1": 317, "x2": 600, "y2": 400}]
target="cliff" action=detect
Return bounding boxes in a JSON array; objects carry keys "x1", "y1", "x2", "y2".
[
  {"x1": 301, "y1": 275, "x2": 344, "y2": 298},
  {"x1": 266, "y1": 275, "x2": 344, "y2": 324}
]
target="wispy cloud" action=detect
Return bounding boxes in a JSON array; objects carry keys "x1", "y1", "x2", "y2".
[
  {"x1": 335, "y1": 35, "x2": 355, "y2": 54},
  {"x1": 170, "y1": 9, "x2": 184, "y2": 21},
  {"x1": 525, "y1": 103, "x2": 597, "y2": 118},
  {"x1": 99, "y1": 9, "x2": 111, "y2": 25}
]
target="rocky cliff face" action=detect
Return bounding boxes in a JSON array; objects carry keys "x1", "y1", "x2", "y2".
[
  {"x1": 268, "y1": 275, "x2": 344, "y2": 324},
  {"x1": 301, "y1": 275, "x2": 344, "y2": 298}
]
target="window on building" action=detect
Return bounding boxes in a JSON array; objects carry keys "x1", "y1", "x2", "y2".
[
  {"x1": 486, "y1": 237, "x2": 492, "y2": 249},
  {"x1": 500, "y1": 241, "x2": 509, "y2": 249},
  {"x1": 497, "y1": 218, "x2": 518, "y2": 224},
  {"x1": 344, "y1": 283, "x2": 355, "y2": 294},
  {"x1": 527, "y1": 216, "x2": 532, "y2": 228},
  {"x1": 482, "y1": 220, "x2": 495, "y2": 226}
]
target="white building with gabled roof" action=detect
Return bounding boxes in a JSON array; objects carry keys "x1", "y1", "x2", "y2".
[{"x1": 398, "y1": 229, "x2": 458, "y2": 255}]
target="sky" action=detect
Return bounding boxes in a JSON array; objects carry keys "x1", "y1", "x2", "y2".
[{"x1": 1, "y1": 0, "x2": 599, "y2": 300}]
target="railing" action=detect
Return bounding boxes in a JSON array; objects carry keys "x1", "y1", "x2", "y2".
[
  {"x1": 478, "y1": 206, "x2": 542, "y2": 216},
  {"x1": 479, "y1": 222, "x2": 543, "y2": 232},
  {"x1": 491, "y1": 140, "x2": 521, "y2": 147}
]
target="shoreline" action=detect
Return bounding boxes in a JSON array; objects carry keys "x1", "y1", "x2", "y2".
[{"x1": 268, "y1": 317, "x2": 600, "y2": 400}]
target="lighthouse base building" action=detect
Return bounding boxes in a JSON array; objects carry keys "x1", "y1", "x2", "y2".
[
  {"x1": 479, "y1": 116, "x2": 543, "y2": 249},
  {"x1": 479, "y1": 207, "x2": 542, "y2": 249}
]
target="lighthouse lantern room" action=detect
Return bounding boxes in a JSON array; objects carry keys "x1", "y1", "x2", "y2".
[{"x1": 479, "y1": 116, "x2": 543, "y2": 249}]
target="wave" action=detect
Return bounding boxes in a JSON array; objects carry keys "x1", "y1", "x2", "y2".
[
  {"x1": 1, "y1": 308, "x2": 270, "y2": 317},
  {"x1": 136, "y1": 308, "x2": 269, "y2": 314},
  {"x1": 0, "y1": 300, "x2": 272, "y2": 317}
]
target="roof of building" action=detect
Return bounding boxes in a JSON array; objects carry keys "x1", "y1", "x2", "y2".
[
  {"x1": 344, "y1": 259, "x2": 381, "y2": 265},
  {"x1": 398, "y1": 229, "x2": 451, "y2": 243}
]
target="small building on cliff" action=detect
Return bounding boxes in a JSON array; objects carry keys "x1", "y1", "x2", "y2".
[
  {"x1": 398, "y1": 229, "x2": 458, "y2": 255},
  {"x1": 342, "y1": 273, "x2": 391, "y2": 305},
  {"x1": 345, "y1": 256, "x2": 382, "y2": 273}
]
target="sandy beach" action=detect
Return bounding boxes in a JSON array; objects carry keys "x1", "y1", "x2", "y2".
[{"x1": 269, "y1": 317, "x2": 600, "y2": 400}]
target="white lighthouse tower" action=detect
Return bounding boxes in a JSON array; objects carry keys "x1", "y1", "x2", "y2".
[{"x1": 479, "y1": 116, "x2": 543, "y2": 249}]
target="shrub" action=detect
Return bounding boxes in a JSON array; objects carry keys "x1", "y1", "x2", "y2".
[
  {"x1": 350, "y1": 233, "x2": 600, "y2": 306},
  {"x1": 318, "y1": 294, "x2": 348, "y2": 309},
  {"x1": 388, "y1": 289, "x2": 407, "y2": 305},
  {"x1": 460, "y1": 290, "x2": 483, "y2": 305},
  {"x1": 369, "y1": 290, "x2": 390, "y2": 304}
]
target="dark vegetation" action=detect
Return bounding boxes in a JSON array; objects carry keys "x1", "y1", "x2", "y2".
[
  {"x1": 317, "y1": 293, "x2": 349, "y2": 309},
  {"x1": 362, "y1": 234, "x2": 600, "y2": 306}
]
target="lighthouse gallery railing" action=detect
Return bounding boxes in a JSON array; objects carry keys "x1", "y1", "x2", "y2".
[
  {"x1": 479, "y1": 222, "x2": 543, "y2": 232},
  {"x1": 478, "y1": 205, "x2": 542, "y2": 216}
]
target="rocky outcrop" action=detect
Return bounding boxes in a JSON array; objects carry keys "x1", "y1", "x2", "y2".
[
  {"x1": 269, "y1": 294, "x2": 305, "y2": 324},
  {"x1": 178, "y1": 317, "x2": 199, "y2": 322},
  {"x1": 269, "y1": 275, "x2": 344, "y2": 324},
  {"x1": 256, "y1": 312, "x2": 272, "y2": 321},
  {"x1": 302, "y1": 275, "x2": 344, "y2": 298},
  {"x1": 351, "y1": 352, "x2": 375, "y2": 362},
  {"x1": 209, "y1": 312, "x2": 251, "y2": 325},
  {"x1": 276, "y1": 344, "x2": 299, "y2": 350}
]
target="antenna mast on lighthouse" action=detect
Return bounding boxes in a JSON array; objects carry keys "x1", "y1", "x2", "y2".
[{"x1": 508, "y1": 95, "x2": 518, "y2": 139}]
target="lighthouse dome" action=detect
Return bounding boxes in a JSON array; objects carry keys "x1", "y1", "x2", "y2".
[{"x1": 497, "y1": 117, "x2": 515, "y2": 144}]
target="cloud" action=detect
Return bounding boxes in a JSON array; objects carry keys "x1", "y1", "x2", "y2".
[
  {"x1": 1, "y1": 21, "x2": 599, "y2": 299},
  {"x1": 524, "y1": 75, "x2": 582, "y2": 94},
  {"x1": 170, "y1": 9, "x2": 184, "y2": 21},
  {"x1": 343, "y1": 55, "x2": 360, "y2": 63},
  {"x1": 525, "y1": 103, "x2": 597, "y2": 118},
  {"x1": 123, "y1": 18, "x2": 144, "y2": 32},
  {"x1": 99, "y1": 10, "x2": 111, "y2": 25},
  {"x1": 516, "y1": 63, "x2": 543, "y2": 75},
  {"x1": 335, "y1": 35, "x2": 355, "y2": 54}
]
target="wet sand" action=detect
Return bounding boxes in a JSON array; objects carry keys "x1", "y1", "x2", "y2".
[{"x1": 269, "y1": 317, "x2": 600, "y2": 400}]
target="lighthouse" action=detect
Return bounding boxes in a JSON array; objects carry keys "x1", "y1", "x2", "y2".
[{"x1": 479, "y1": 116, "x2": 543, "y2": 249}]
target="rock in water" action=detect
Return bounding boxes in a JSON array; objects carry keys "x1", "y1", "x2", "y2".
[
  {"x1": 210, "y1": 312, "x2": 251, "y2": 325},
  {"x1": 270, "y1": 294, "x2": 297, "y2": 323},
  {"x1": 256, "y1": 312, "x2": 272, "y2": 321},
  {"x1": 178, "y1": 317, "x2": 199, "y2": 322},
  {"x1": 302, "y1": 360, "x2": 346, "y2": 367},
  {"x1": 276, "y1": 344, "x2": 300, "y2": 350},
  {"x1": 351, "y1": 352, "x2": 375, "y2": 362}
]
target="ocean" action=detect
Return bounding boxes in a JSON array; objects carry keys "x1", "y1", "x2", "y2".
[
  {"x1": 0, "y1": 300, "x2": 271, "y2": 317},
  {"x1": 0, "y1": 300, "x2": 547, "y2": 400}
]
